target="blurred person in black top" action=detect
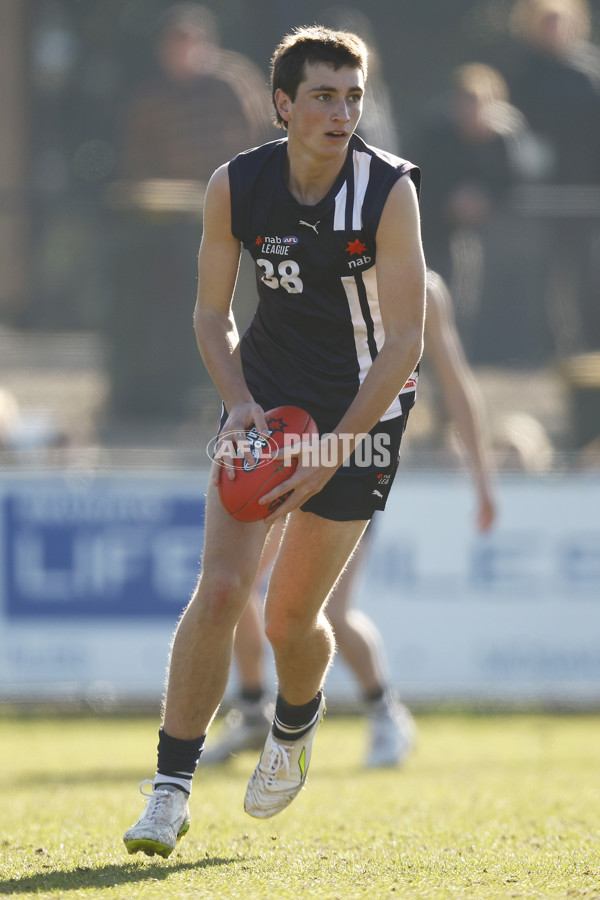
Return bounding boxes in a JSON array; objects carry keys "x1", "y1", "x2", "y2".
[
  {"x1": 497, "y1": 0, "x2": 600, "y2": 358},
  {"x1": 413, "y1": 64, "x2": 520, "y2": 355},
  {"x1": 502, "y1": 0, "x2": 600, "y2": 185}
]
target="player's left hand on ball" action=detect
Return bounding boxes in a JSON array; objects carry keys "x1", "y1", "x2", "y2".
[{"x1": 212, "y1": 401, "x2": 269, "y2": 484}]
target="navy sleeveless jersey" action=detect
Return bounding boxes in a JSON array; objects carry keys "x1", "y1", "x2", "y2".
[{"x1": 229, "y1": 133, "x2": 420, "y2": 433}]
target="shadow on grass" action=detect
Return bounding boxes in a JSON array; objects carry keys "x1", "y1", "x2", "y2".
[
  {"x1": 9, "y1": 768, "x2": 161, "y2": 788},
  {"x1": 10, "y1": 760, "x2": 411, "y2": 791},
  {"x1": 0, "y1": 857, "x2": 243, "y2": 894}
]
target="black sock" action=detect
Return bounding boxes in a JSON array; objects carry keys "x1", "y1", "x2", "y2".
[
  {"x1": 155, "y1": 728, "x2": 205, "y2": 794},
  {"x1": 240, "y1": 687, "x2": 264, "y2": 704},
  {"x1": 365, "y1": 686, "x2": 385, "y2": 703},
  {"x1": 272, "y1": 691, "x2": 322, "y2": 741}
]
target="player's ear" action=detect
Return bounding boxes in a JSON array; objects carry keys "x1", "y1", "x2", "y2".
[{"x1": 274, "y1": 88, "x2": 292, "y2": 124}]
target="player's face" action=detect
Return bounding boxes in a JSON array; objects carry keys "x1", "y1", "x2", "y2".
[{"x1": 277, "y1": 62, "x2": 364, "y2": 158}]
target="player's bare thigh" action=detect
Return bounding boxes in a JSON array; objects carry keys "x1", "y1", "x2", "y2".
[
  {"x1": 193, "y1": 474, "x2": 272, "y2": 620},
  {"x1": 264, "y1": 509, "x2": 368, "y2": 631}
]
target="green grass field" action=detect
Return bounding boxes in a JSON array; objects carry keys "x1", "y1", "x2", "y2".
[{"x1": 1, "y1": 710, "x2": 599, "y2": 899}]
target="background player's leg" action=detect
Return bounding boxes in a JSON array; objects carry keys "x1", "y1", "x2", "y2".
[
  {"x1": 324, "y1": 528, "x2": 416, "y2": 767},
  {"x1": 231, "y1": 591, "x2": 267, "y2": 693},
  {"x1": 324, "y1": 533, "x2": 388, "y2": 693},
  {"x1": 232, "y1": 519, "x2": 284, "y2": 692}
]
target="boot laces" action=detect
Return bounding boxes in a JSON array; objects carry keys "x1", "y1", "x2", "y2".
[
  {"x1": 139, "y1": 779, "x2": 174, "y2": 822},
  {"x1": 262, "y1": 742, "x2": 292, "y2": 785}
]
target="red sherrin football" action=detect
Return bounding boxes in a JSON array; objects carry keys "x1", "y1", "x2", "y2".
[{"x1": 217, "y1": 406, "x2": 318, "y2": 522}]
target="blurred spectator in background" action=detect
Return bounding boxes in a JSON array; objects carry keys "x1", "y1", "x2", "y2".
[
  {"x1": 106, "y1": 4, "x2": 273, "y2": 424},
  {"x1": 320, "y1": 7, "x2": 401, "y2": 154},
  {"x1": 119, "y1": 4, "x2": 272, "y2": 182},
  {"x1": 412, "y1": 63, "x2": 523, "y2": 357},
  {"x1": 496, "y1": 0, "x2": 600, "y2": 447},
  {"x1": 498, "y1": 0, "x2": 600, "y2": 376},
  {"x1": 503, "y1": 0, "x2": 600, "y2": 187}
]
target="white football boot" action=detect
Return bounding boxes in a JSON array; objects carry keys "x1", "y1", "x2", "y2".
[
  {"x1": 244, "y1": 694, "x2": 325, "y2": 818},
  {"x1": 123, "y1": 780, "x2": 190, "y2": 858},
  {"x1": 365, "y1": 693, "x2": 416, "y2": 768}
]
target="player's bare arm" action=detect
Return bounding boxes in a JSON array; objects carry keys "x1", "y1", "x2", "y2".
[
  {"x1": 261, "y1": 176, "x2": 426, "y2": 520},
  {"x1": 424, "y1": 272, "x2": 496, "y2": 531},
  {"x1": 194, "y1": 164, "x2": 269, "y2": 475},
  {"x1": 337, "y1": 174, "x2": 426, "y2": 432}
]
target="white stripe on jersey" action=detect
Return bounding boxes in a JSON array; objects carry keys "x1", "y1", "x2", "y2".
[
  {"x1": 333, "y1": 182, "x2": 347, "y2": 231},
  {"x1": 333, "y1": 150, "x2": 372, "y2": 231},
  {"x1": 341, "y1": 272, "x2": 371, "y2": 383},
  {"x1": 336, "y1": 147, "x2": 417, "y2": 420},
  {"x1": 352, "y1": 150, "x2": 372, "y2": 230},
  {"x1": 342, "y1": 265, "x2": 417, "y2": 422}
]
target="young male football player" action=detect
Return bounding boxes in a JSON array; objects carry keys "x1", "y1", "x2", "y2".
[{"x1": 124, "y1": 24, "x2": 425, "y2": 858}]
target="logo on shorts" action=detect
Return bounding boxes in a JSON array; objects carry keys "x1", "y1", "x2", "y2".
[{"x1": 401, "y1": 373, "x2": 418, "y2": 393}]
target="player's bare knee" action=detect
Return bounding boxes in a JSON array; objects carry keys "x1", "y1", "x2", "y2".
[
  {"x1": 264, "y1": 613, "x2": 293, "y2": 651},
  {"x1": 191, "y1": 568, "x2": 249, "y2": 626},
  {"x1": 264, "y1": 609, "x2": 313, "y2": 651}
]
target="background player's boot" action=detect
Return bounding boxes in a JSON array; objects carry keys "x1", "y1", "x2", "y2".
[
  {"x1": 244, "y1": 694, "x2": 325, "y2": 818},
  {"x1": 202, "y1": 698, "x2": 273, "y2": 764},
  {"x1": 365, "y1": 692, "x2": 416, "y2": 768},
  {"x1": 123, "y1": 780, "x2": 190, "y2": 858}
]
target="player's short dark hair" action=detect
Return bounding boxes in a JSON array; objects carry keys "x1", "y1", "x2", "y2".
[{"x1": 270, "y1": 25, "x2": 368, "y2": 129}]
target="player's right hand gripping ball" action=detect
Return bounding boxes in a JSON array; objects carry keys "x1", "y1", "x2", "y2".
[{"x1": 217, "y1": 406, "x2": 318, "y2": 522}]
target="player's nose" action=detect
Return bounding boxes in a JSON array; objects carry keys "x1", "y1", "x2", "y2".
[{"x1": 331, "y1": 98, "x2": 351, "y2": 122}]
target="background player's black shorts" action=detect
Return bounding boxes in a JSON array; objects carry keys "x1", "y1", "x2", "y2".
[{"x1": 301, "y1": 414, "x2": 408, "y2": 522}]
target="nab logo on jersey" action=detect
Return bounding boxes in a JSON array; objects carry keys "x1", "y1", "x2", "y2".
[
  {"x1": 345, "y1": 238, "x2": 371, "y2": 269},
  {"x1": 256, "y1": 234, "x2": 293, "y2": 257}
]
